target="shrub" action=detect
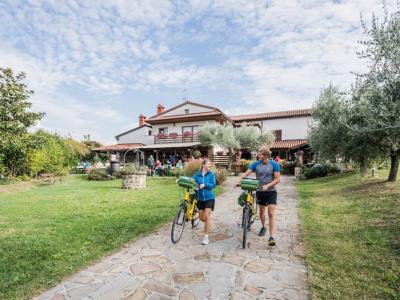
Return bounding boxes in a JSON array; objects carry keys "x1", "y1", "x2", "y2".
[
  {"x1": 215, "y1": 168, "x2": 229, "y2": 185},
  {"x1": 87, "y1": 169, "x2": 112, "y2": 181},
  {"x1": 174, "y1": 168, "x2": 184, "y2": 178},
  {"x1": 183, "y1": 160, "x2": 202, "y2": 177},
  {"x1": 239, "y1": 159, "x2": 252, "y2": 172},
  {"x1": 303, "y1": 162, "x2": 341, "y2": 179},
  {"x1": 120, "y1": 164, "x2": 148, "y2": 176},
  {"x1": 280, "y1": 160, "x2": 296, "y2": 175}
]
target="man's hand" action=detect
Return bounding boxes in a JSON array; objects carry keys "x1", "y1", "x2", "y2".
[
  {"x1": 199, "y1": 184, "x2": 205, "y2": 189},
  {"x1": 261, "y1": 184, "x2": 270, "y2": 191},
  {"x1": 234, "y1": 180, "x2": 241, "y2": 188}
]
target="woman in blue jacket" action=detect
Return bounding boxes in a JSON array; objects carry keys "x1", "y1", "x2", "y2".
[{"x1": 192, "y1": 159, "x2": 216, "y2": 245}]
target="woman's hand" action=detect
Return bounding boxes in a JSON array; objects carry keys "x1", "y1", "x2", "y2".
[{"x1": 199, "y1": 184, "x2": 205, "y2": 189}]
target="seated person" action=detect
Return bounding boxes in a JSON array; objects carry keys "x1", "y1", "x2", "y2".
[
  {"x1": 176, "y1": 160, "x2": 183, "y2": 169},
  {"x1": 155, "y1": 160, "x2": 163, "y2": 176}
]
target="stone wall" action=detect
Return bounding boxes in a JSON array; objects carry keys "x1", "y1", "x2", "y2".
[{"x1": 122, "y1": 174, "x2": 146, "y2": 189}]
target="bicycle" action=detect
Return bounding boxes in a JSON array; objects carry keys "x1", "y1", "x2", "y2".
[
  {"x1": 171, "y1": 176, "x2": 200, "y2": 244},
  {"x1": 237, "y1": 178, "x2": 258, "y2": 249}
]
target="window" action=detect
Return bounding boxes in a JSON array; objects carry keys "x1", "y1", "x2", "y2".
[
  {"x1": 182, "y1": 125, "x2": 199, "y2": 136},
  {"x1": 148, "y1": 130, "x2": 152, "y2": 136},
  {"x1": 184, "y1": 108, "x2": 189, "y2": 114},
  {"x1": 272, "y1": 130, "x2": 282, "y2": 141},
  {"x1": 159, "y1": 127, "x2": 168, "y2": 136}
]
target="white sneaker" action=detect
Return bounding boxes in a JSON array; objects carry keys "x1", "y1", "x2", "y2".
[{"x1": 201, "y1": 235, "x2": 209, "y2": 245}]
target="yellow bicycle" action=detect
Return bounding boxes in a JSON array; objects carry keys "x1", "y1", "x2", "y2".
[
  {"x1": 171, "y1": 176, "x2": 200, "y2": 244},
  {"x1": 237, "y1": 178, "x2": 258, "y2": 248}
]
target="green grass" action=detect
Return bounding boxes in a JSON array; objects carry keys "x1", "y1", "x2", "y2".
[
  {"x1": 297, "y1": 170, "x2": 400, "y2": 299},
  {"x1": 0, "y1": 175, "x2": 223, "y2": 299}
]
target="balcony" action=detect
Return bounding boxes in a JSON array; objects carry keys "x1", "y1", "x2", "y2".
[{"x1": 154, "y1": 133, "x2": 199, "y2": 144}]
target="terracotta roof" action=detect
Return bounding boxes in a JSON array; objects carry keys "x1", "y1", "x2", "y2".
[
  {"x1": 92, "y1": 143, "x2": 144, "y2": 152},
  {"x1": 230, "y1": 109, "x2": 312, "y2": 122},
  {"x1": 270, "y1": 139, "x2": 308, "y2": 150},
  {"x1": 146, "y1": 111, "x2": 233, "y2": 125},
  {"x1": 146, "y1": 100, "x2": 233, "y2": 124},
  {"x1": 148, "y1": 100, "x2": 221, "y2": 119}
]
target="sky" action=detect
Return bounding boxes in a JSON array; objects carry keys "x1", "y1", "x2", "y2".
[{"x1": 0, "y1": 0, "x2": 398, "y2": 144}]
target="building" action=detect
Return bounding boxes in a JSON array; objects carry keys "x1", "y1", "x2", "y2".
[{"x1": 93, "y1": 100, "x2": 312, "y2": 166}]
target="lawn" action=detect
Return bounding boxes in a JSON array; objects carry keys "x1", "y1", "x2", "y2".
[
  {"x1": 0, "y1": 175, "x2": 223, "y2": 299},
  {"x1": 297, "y1": 170, "x2": 400, "y2": 299}
]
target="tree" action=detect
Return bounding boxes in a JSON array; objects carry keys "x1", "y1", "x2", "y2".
[
  {"x1": 309, "y1": 85, "x2": 386, "y2": 177},
  {"x1": 310, "y1": 4, "x2": 400, "y2": 181},
  {"x1": 355, "y1": 5, "x2": 400, "y2": 181},
  {"x1": 0, "y1": 68, "x2": 44, "y2": 176},
  {"x1": 234, "y1": 126, "x2": 273, "y2": 151},
  {"x1": 198, "y1": 122, "x2": 273, "y2": 170}
]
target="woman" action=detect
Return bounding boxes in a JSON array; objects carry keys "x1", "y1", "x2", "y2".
[{"x1": 192, "y1": 159, "x2": 216, "y2": 245}]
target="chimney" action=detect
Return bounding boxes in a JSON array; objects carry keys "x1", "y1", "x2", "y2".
[
  {"x1": 139, "y1": 114, "x2": 146, "y2": 126},
  {"x1": 157, "y1": 104, "x2": 165, "y2": 115}
]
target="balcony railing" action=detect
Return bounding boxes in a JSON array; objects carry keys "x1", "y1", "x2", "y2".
[{"x1": 154, "y1": 133, "x2": 199, "y2": 144}]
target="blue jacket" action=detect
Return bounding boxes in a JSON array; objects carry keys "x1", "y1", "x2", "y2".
[{"x1": 192, "y1": 170, "x2": 216, "y2": 201}]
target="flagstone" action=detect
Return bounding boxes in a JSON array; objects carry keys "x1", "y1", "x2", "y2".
[
  {"x1": 130, "y1": 262, "x2": 161, "y2": 276},
  {"x1": 142, "y1": 280, "x2": 178, "y2": 297},
  {"x1": 173, "y1": 272, "x2": 205, "y2": 284}
]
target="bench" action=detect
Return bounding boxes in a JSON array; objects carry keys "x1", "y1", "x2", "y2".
[{"x1": 39, "y1": 173, "x2": 57, "y2": 184}]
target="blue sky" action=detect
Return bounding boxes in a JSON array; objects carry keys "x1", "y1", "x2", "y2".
[{"x1": 0, "y1": 0, "x2": 397, "y2": 144}]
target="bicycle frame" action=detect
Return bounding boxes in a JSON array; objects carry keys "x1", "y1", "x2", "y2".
[{"x1": 183, "y1": 187, "x2": 197, "y2": 220}]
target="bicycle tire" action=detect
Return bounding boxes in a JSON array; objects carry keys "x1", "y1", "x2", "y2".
[
  {"x1": 242, "y1": 206, "x2": 249, "y2": 249},
  {"x1": 171, "y1": 205, "x2": 186, "y2": 244}
]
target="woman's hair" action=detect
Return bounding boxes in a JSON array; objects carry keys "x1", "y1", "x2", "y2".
[{"x1": 201, "y1": 158, "x2": 209, "y2": 169}]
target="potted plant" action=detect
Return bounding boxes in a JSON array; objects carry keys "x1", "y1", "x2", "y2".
[
  {"x1": 169, "y1": 132, "x2": 178, "y2": 139},
  {"x1": 120, "y1": 164, "x2": 148, "y2": 189},
  {"x1": 183, "y1": 131, "x2": 193, "y2": 138},
  {"x1": 156, "y1": 133, "x2": 167, "y2": 139}
]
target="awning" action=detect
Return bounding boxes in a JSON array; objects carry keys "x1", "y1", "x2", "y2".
[
  {"x1": 141, "y1": 142, "x2": 201, "y2": 150},
  {"x1": 270, "y1": 139, "x2": 308, "y2": 150},
  {"x1": 92, "y1": 143, "x2": 144, "y2": 152}
]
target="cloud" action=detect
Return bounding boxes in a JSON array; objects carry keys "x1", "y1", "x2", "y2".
[{"x1": 0, "y1": 0, "x2": 398, "y2": 142}]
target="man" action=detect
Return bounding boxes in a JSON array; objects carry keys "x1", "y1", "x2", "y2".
[{"x1": 235, "y1": 146, "x2": 281, "y2": 246}]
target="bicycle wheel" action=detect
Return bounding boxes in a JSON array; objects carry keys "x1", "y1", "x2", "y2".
[
  {"x1": 242, "y1": 206, "x2": 250, "y2": 249},
  {"x1": 191, "y1": 206, "x2": 200, "y2": 228},
  {"x1": 171, "y1": 205, "x2": 186, "y2": 244}
]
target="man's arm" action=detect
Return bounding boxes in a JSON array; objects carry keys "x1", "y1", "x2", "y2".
[
  {"x1": 235, "y1": 169, "x2": 253, "y2": 186},
  {"x1": 261, "y1": 171, "x2": 281, "y2": 191}
]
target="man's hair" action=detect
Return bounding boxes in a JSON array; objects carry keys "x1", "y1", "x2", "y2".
[{"x1": 258, "y1": 146, "x2": 271, "y2": 158}]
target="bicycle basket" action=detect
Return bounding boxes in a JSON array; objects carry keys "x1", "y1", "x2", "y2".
[
  {"x1": 237, "y1": 192, "x2": 247, "y2": 207},
  {"x1": 240, "y1": 178, "x2": 258, "y2": 191},
  {"x1": 178, "y1": 176, "x2": 196, "y2": 189}
]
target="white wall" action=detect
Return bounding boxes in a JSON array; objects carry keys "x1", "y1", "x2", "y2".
[
  {"x1": 162, "y1": 103, "x2": 214, "y2": 117},
  {"x1": 117, "y1": 126, "x2": 154, "y2": 145},
  {"x1": 261, "y1": 117, "x2": 312, "y2": 140},
  {"x1": 151, "y1": 120, "x2": 218, "y2": 135}
]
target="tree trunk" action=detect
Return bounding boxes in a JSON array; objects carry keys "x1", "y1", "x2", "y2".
[
  {"x1": 388, "y1": 150, "x2": 400, "y2": 182},
  {"x1": 227, "y1": 148, "x2": 232, "y2": 171},
  {"x1": 360, "y1": 158, "x2": 367, "y2": 178}
]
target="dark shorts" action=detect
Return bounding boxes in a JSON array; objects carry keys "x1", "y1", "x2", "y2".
[
  {"x1": 256, "y1": 190, "x2": 277, "y2": 206},
  {"x1": 197, "y1": 199, "x2": 215, "y2": 211}
]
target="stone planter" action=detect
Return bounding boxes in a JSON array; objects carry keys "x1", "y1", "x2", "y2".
[{"x1": 122, "y1": 174, "x2": 146, "y2": 189}]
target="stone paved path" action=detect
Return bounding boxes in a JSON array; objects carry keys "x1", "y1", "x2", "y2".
[{"x1": 35, "y1": 176, "x2": 308, "y2": 300}]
